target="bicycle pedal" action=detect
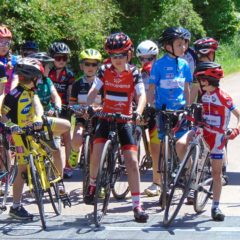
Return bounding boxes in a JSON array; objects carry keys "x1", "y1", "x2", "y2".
[{"x1": 59, "y1": 193, "x2": 72, "y2": 208}]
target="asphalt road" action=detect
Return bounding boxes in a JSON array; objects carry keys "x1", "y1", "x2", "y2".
[{"x1": 1, "y1": 72, "x2": 240, "y2": 240}]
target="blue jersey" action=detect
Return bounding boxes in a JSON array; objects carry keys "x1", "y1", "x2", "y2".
[{"x1": 149, "y1": 54, "x2": 192, "y2": 110}]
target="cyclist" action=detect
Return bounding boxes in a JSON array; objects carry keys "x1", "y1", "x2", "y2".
[
  {"x1": 0, "y1": 25, "x2": 18, "y2": 99},
  {"x1": 1, "y1": 57, "x2": 71, "y2": 220},
  {"x1": 86, "y1": 32, "x2": 149, "y2": 222},
  {"x1": 136, "y1": 40, "x2": 161, "y2": 197},
  {"x1": 48, "y1": 42, "x2": 75, "y2": 178},
  {"x1": 21, "y1": 40, "x2": 39, "y2": 57},
  {"x1": 68, "y1": 49, "x2": 102, "y2": 168},
  {"x1": 176, "y1": 62, "x2": 240, "y2": 221}
]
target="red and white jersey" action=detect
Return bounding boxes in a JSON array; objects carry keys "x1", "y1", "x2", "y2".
[
  {"x1": 92, "y1": 63, "x2": 144, "y2": 116},
  {"x1": 201, "y1": 88, "x2": 235, "y2": 133}
]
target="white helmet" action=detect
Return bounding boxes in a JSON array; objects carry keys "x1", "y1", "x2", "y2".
[{"x1": 136, "y1": 40, "x2": 159, "y2": 57}]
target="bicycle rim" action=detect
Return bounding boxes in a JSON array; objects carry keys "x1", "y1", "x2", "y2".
[
  {"x1": 163, "y1": 145, "x2": 198, "y2": 227},
  {"x1": 194, "y1": 156, "x2": 213, "y2": 213},
  {"x1": 0, "y1": 173, "x2": 9, "y2": 213},
  {"x1": 94, "y1": 140, "x2": 112, "y2": 227},
  {"x1": 82, "y1": 135, "x2": 90, "y2": 198},
  {"x1": 30, "y1": 157, "x2": 46, "y2": 229}
]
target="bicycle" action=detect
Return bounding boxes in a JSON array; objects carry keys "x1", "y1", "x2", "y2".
[
  {"x1": 0, "y1": 124, "x2": 18, "y2": 214},
  {"x1": 163, "y1": 103, "x2": 222, "y2": 226},
  {"x1": 93, "y1": 112, "x2": 133, "y2": 227},
  {"x1": 15, "y1": 117, "x2": 71, "y2": 229}
]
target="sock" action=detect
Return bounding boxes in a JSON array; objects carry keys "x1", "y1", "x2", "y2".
[
  {"x1": 212, "y1": 201, "x2": 219, "y2": 209},
  {"x1": 89, "y1": 177, "x2": 96, "y2": 187},
  {"x1": 131, "y1": 192, "x2": 141, "y2": 210},
  {"x1": 12, "y1": 202, "x2": 21, "y2": 209}
]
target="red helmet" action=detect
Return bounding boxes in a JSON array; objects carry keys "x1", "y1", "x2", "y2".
[
  {"x1": 194, "y1": 37, "x2": 218, "y2": 55},
  {"x1": 104, "y1": 32, "x2": 133, "y2": 54},
  {"x1": 0, "y1": 26, "x2": 12, "y2": 39}
]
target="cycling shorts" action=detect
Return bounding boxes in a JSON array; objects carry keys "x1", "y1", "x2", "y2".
[
  {"x1": 93, "y1": 119, "x2": 137, "y2": 152},
  {"x1": 12, "y1": 118, "x2": 57, "y2": 165}
]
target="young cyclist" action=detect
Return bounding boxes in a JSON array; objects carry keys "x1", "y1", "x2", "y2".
[
  {"x1": 136, "y1": 40, "x2": 161, "y2": 197},
  {"x1": 0, "y1": 25, "x2": 18, "y2": 100},
  {"x1": 176, "y1": 62, "x2": 240, "y2": 221},
  {"x1": 48, "y1": 42, "x2": 75, "y2": 178},
  {"x1": 68, "y1": 49, "x2": 102, "y2": 168},
  {"x1": 1, "y1": 58, "x2": 71, "y2": 220},
  {"x1": 21, "y1": 41, "x2": 39, "y2": 57},
  {"x1": 86, "y1": 32, "x2": 149, "y2": 222}
]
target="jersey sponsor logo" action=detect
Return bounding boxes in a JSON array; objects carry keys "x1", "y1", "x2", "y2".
[
  {"x1": 10, "y1": 88, "x2": 18, "y2": 96},
  {"x1": 212, "y1": 96, "x2": 216, "y2": 102},
  {"x1": 114, "y1": 102, "x2": 127, "y2": 108},
  {"x1": 21, "y1": 103, "x2": 32, "y2": 114},
  {"x1": 114, "y1": 77, "x2": 122, "y2": 84},
  {"x1": 105, "y1": 81, "x2": 131, "y2": 89},
  {"x1": 53, "y1": 82, "x2": 67, "y2": 92},
  {"x1": 20, "y1": 98, "x2": 29, "y2": 103},
  {"x1": 164, "y1": 67, "x2": 173, "y2": 71},
  {"x1": 166, "y1": 73, "x2": 174, "y2": 79}
]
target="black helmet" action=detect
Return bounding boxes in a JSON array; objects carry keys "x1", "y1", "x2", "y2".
[
  {"x1": 49, "y1": 42, "x2": 71, "y2": 57},
  {"x1": 159, "y1": 27, "x2": 184, "y2": 45},
  {"x1": 15, "y1": 57, "x2": 44, "y2": 80},
  {"x1": 21, "y1": 41, "x2": 39, "y2": 51},
  {"x1": 180, "y1": 27, "x2": 191, "y2": 41},
  {"x1": 28, "y1": 52, "x2": 54, "y2": 63}
]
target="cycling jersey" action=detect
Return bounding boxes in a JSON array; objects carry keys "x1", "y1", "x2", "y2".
[
  {"x1": 37, "y1": 77, "x2": 55, "y2": 111},
  {"x1": 180, "y1": 48, "x2": 197, "y2": 76},
  {"x1": 0, "y1": 54, "x2": 17, "y2": 93},
  {"x1": 201, "y1": 88, "x2": 235, "y2": 159},
  {"x1": 48, "y1": 66, "x2": 75, "y2": 105},
  {"x1": 93, "y1": 63, "x2": 145, "y2": 116},
  {"x1": 149, "y1": 54, "x2": 192, "y2": 110}
]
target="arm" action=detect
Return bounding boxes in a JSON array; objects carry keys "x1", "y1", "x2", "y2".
[
  {"x1": 232, "y1": 108, "x2": 240, "y2": 130},
  {"x1": 148, "y1": 84, "x2": 155, "y2": 107},
  {"x1": 184, "y1": 82, "x2": 190, "y2": 106},
  {"x1": 0, "y1": 82, "x2": 5, "y2": 112},
  {"x1": 10, "y1": 74, "x2": 19, "y2": 91},
  {"x1": 190, "y1": 83, "x2": 200, "y2": 104},
  {"x1": 87, "y1": 87, "x2": 99, "y2": 106},
  {"x1": 51, "y1": 85, "x2": 62, "y2": 109},
  {"x1": 135, "y1": 82, "x2": 146, "y2": 115},
  {"x1": 33, "y1": 94, "x2": 44, "y2": 118}
]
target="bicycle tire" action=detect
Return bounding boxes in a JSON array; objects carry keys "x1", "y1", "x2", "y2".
[
  {"x1": 82, "y1": 135, "x2": 90, "y2": 198},
  {"x1": 46, "y1": 157, "x2": 62, "y2": 215},
  {"x1": 29, "y1": 155, "x2": 46, "y2": 229},
  {"x1": 94, "y1": 140, "x2": 113, "y2": 227},
  {"x1": 0, "y1": 172, "x2": 9, "y2": 213},
  {"x1": 163, "y1": 145, "x2": 199, "y2": 227},
  {"x1": 112, "y1": 150, "x2": 129, "y2": 200},
  {"x1": 194, "y1": 155, "x2": 213, "y2": 213}
]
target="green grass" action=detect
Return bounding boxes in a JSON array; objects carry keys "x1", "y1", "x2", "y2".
[{"x1": 217, "y1": 34, "x2": 240, "y2": 75}]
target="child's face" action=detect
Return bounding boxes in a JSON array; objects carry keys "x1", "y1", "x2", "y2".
[
  {"x1": 139, "y1": 54, "x2": 155, "y2": 67},
  {"x1": 110, "y1": 52, "x2": 128, "y2": 72},
  {"x1": 0, "y1": 37, "x2": 11, "y2": 56},
  {"x1": 53, "y1": 54, "x2": 68, "y2": 68},
  {"x1": 81, "y1": 59, "x2": 99, "y2": 77},
  {"x1": 166, "y1": 38, "x2": 186, "y2": 57}
]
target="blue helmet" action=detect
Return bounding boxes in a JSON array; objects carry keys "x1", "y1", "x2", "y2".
[{"x1": 21, "y1": 41, "x2": 39, "y2": 51}]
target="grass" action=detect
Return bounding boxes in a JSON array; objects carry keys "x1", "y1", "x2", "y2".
[{"x1": 217, "y1": 34, "x2": 240, "y2": 75}]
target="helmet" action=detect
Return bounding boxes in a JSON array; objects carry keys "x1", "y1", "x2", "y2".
[
  {"x1": 180, "y1": 27, "x2": 191, "y2": 41},
  {"x1": 136, "y1": 40, "x2": 159, "y2": 57},
  {"x1": 159, "y1": 27, "x2": 184, "y2": 45},
  {"x1": 49, "y1": 42, "x2": 71, "y2": 56},
  {"x1": 194, "y1": 62, "x2": 224, "y2": 81},
  {"x1": 15, "y1": 57, "x2": 44, "y2": 79},
  {"x1": 28, "y1": 52, "x2": 54, "y2": 63},
  {"x1": 80, "y1": 49, "x2": 102, "y2": 61},
  {"x1": 0, "y1": 26, "x2": 12, "y2": 39},
  {"x1": 194, "y1": 37, "x2": 219, "y2": 55},
  {"x1": 104, "y1": 32, "x2": 133, "y2": 54},
  {"x1": 21, "y1": 41, "x2": 39, "y2": 51}
]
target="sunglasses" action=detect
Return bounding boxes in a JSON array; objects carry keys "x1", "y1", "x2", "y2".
[
  {"x1": 110, "y1": 53, "x2": 128, "y2": 59},
  {"x1": 0, "y1": 40, "x2": 11, "y2": 48},
  {"x1": 139, "y1": 56, "x2": 155, "y2": 62},
  {"x1": 54, "y1": 55, "x2": 68, "y2": 62},
  {"x1": 83, "y1": 62, "x2": 99, "y2": 67}
]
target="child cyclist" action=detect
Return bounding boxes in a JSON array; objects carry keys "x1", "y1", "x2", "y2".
[
  {"x1": 68, "y1": 49, "x2": 102, "y2": 168},
  {"x1": 1, "y1": 58, "x2": 71, "y2": 220},
  {"x1": 86, "y1": 32, "x2": 149, "y2": 222},
  {"x1": 136, "y1": 40, "x2": 161, "y2": 197},
  {"x1": 176, "y1": 62, "x2": 240, "y2": 221}
]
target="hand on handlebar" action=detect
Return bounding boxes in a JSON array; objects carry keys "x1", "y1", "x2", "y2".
[{"x1": 227, "y1": 128, "x2": 240, "y2": 140}]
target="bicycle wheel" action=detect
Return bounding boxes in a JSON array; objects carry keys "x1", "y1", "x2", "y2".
[
  {"x1": 94, "y1": 140, "x2": 113, "y2": 227},
  {"x1": 194, "y1": 155, "x2": 213, "y2": 213},
  {"x1": 0, "y1": 172, "x2": 9, "y2": 213},
  {"x1": 112, "y1": 150, "x2": 129, "y2": 200},
  {"x1": 29, "y1": 155, "x2": 46, "y2": 229},
  {"x1": 82, "y1": 135, "x2": 90, "y2": 198},
  {"x1": 163, "y1": 145, "x2": 199, "y2": 227},
  {"x1": 46, "y1": 157, "x2": 62, "y2": 215}
]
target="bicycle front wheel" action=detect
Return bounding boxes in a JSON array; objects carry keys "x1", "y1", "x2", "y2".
[
  {"x1": 163, "y1": 145, "x2": 199, "y2": 227},
  {"x1": 82, "y1": 135, "x2": 90, "y2": 198},
  {"x1": 29, "y1": 156, "x2": 46, "y2": 229},
  {"x1": 94, "y1": 140, "x2": 113, "y2": 227}
]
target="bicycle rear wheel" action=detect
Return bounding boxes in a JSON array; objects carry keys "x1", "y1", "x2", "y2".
[
  {"x1": 94, "y1": 140, "x2": 113, "y2": 227},
  {"x1": 46, "y1": 157, "x2": 62, "y2": 215},
  {"x1": 194, "y1": 155, "x2": 213, "y2": 213},
  {"x1": 112, "y1": 150, "x2": 129, "y2": 200},
  {"x1": 0, "y1": 172, "x2": 9, "y2": 213},
  {"x1": 29, "y1": 156, "x2": 46, "y2": 229},
  {"x1": 163, "y1": 145, "x2": 199, "y2": 227},
  {"x1": 82, "y1": 135, "x2": 90, "y2": 198}
]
